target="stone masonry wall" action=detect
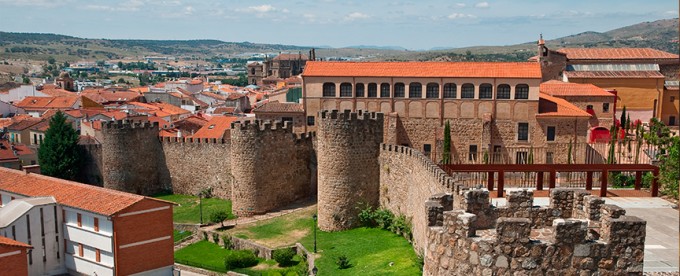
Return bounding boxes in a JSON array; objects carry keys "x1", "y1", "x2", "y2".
[
  {"x1": 425, "y1": 188, "x2": 646, "y2": 275},
  {"x1": 100, "y1": 120, "x2": 168, "y2": 195},
  {"x1": 78, "y1": 144, "x2": 103, "y2": 186},
  {"x1": 161, "y1": 137, "x2": 232, "y2": 199},
  {"x1": 317, "y1": 110, "x2": 384, "y2": 231},
  {"x1": 378, "y1": 144, "x2": 456, "y2": 253},
  {"x1": 230, "y1": 120, "x2": 314, "y2": 217}
]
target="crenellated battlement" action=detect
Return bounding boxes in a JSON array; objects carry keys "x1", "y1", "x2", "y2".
[
  {"x1": 425, "y1": 188, "x2": 647, "y2": 275},
  {"x1": 102, "y1": 120, "x2": 159, "y2": 131},
  {"x1": 319, "y1": 109, "x2": 384, "y2": 122},
  {"x1": 160, "y1": 136, "x2": 229, "y2": 144}
]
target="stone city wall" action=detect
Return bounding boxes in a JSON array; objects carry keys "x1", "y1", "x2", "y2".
[
  {"x1": 425, "y1": 188, "x2": 646, "y2": 275},
  {"x1": 161, "y1": 137, "x2": 232, "y2": 199},
  {"x1": 317, "y1": 110, "x2": 384, "y2": 231},
  {"x1": 230, "y1": 120, "x2": 315, "y2": 217},
  {"x1": 78, "y1": 143, "x2": 103, "y2": 186},
  {"x1": 378, "y1": 144, "x2": 456, "y2": 253}
]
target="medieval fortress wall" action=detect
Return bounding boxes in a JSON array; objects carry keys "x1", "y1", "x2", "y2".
[{"x1": 84, "y1": 110, "x2": 647, "y2": 275}]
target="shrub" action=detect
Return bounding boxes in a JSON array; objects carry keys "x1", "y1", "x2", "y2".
[
  {"x1": 373, "y1": 208, "x2": 394, "y2": 230},
  {"x1": 357, "y1": 204, "x2": 375, "y2": 227},
  {"x1": 210, "y1": 210, "x2": 230, "y2": 227},
  {"x1": 224, "y1": 250, "x2": 259, "y2": 270},
  {"x1": 642, "y1": 172, "x2": 654, "y2": 189},
  {"x1": 212, "y1": 232, "x2": 220, "y2": 243},
  {"x1": 273, "y1": 247, "x2": 296, "y2": 267},
  {"x1": 222, "y1": 235, "x2": 233, "y2": 249},
  {"x1": 336, "y1": 254, "x2": 351, "y2": 269},
  {"x1": 202, "y1": 231, "x2": 208, "y2": 241}
]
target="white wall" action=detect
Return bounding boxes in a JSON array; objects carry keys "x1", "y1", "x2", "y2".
[
  {"x1": 0, "y1": 85, "x2": 47, "y2": 103},
  {"x1": 62, "y1": 207, "x2": 115, "y2": 275}
]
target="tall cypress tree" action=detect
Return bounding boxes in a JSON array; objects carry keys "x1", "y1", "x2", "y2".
[
  {"x1": 443, "y1": 121, "x2": 451, "y2": 164},
  {"x1": 38, "y1": 111, "x2": 82, "y2": 180}
]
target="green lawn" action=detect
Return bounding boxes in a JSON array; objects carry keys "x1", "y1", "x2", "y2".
[
  {"x1": 173, "y1": 229, "x2": 192, "y2": 243},
  {"x1": 225, "y1": 206, "x2": 316, "y2": 247},
  {"x1": 299, "y1": 227, "x2": 421, "y2": 276},
  {"x1": 153, "y1": 194, "x2": 234, "y2": 224}
]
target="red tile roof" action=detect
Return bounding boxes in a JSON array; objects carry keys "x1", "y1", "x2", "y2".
[
  {"x1": 80, "y1": 89, "x2": 142, "y2": 103},
  {"x1": 146, "y1": 116, "x2": 170, "y2": 129},
  {"x1": 303, "y1": 61, "x2": 542, "y2": 78},
  {"x1": 14, "y1": 96, "x2": 79, "y2": 110},
  {"x1": 253, "y1": 100, "x2": 303, "y2": 113},
  {"x1": 191, "y1": 116, "x2": 239, "y2": 139},
  {"x1": 564, "y1": 71, "x2": 665, "y2": 79},
  {"x1": 0, "y1": 167, "x2": 167, "y2": 216},
  {"x1": 557, "y1": 48, "x2": 679, "y2": 60},
  {"x1": 0, "y1": 236, "x2": 32, "y2": 248},
  {"x1": 539, "y1": 80, "x2": 615, "y2": 97},
  {"x1": 213, "y1": 107, "x2": 236, "y2": 114},
  {"x1": 38, "y1": 84, "x2": 76, "y2": 97},
  {"x1": 537, "y1": 94, "x2": 592, "y2": 118},
  {"x1": 7, "y1": 117, "x2": 41, "y2": 131},
  {"x1": 0, "y1": 141, "x2": 33, "y2": 161}
]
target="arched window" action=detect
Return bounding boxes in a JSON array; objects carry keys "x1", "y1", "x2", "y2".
[
  {"x1": 479, "y1": 83, "x2": 492, "y2": 99},
  {"x1": 380, "y1": 83, "x2": 390, "y2": 98},
  {"x1": 426, "y1": 83, "x2": 439, "y2": 99},
  {"x1": 515, "y1": 84, "x2": 529, "y2": 99},
  {"x1": 322, "y1": 83, "x2": 336, "y2": 97},
  {"x1": 340, "y1": 83, "x2": 352, "y2": 97},
  {"x1": 443, "y1": 83, "x2": 457, "y2": 98},
  {"x1": 356, "y1": 83, "x2": 365, "y2": 97},
  {"x1": 394, "y1": 83, "x2": 405, "y2": 98},
  {"x1": 367, "y1": 83, "x2": 378, "y2": 98},
  {"x1": 409, "y1": 82, "x2": 422, "y2": 98},
  {"x1": 461, "y1": 83, "x2": 475, "y2": 99},
  {"x1": 497, "y1": 84, "x2": 511, "y2": 99},
  {"x1": 250, "y1": 68, "x2": 255, "y2": 75}
]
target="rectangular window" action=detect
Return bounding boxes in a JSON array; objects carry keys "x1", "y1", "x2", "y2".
[
  {"x1": 367, "y1": 83, "x2": 378, "y2": 98},
  {"x1": 339, "y1": 83, "x2": 352, "y2": 97},
  {"x1": 77, "y1": 213, "x2": 82, "y2": 227},
  {"x1": 546, "y1": 126, "x2": 556, "y2": 141},
  {"x1": 515, "y1": 85, "x2": 529, "y2": 99},
  {"x1": 393, "y1": 84, "x2": 405, "y2": 98},
  {"x1": 40, "y1": 208, "x2": 45, "y2": 237},
  {"x1": 33, "y1": 134, "x2": 37, "y2": 145},
  {"x1": 546, "y1": 152, "x2": 554, "y2": 164},
  {"x1": 423, "y1": 144, "x2": 432, "y2": 153},
  {"x1": 670, "y1": 116, "x2": 677, "y2": 126},
  {"x1": 602, "y1": 103, "x2": 610, "y2": 113},
  {"x1": 380, "y1": 84, "x2": 390, "y2": 98},
  {"x1": 94, "y1": 218, "x2": 99, "y2": 232},
  {"x1": 355, "y1": 83, "x2": 365, "y2": 97},
  {"x1": 54, "y1": 206, "x2": 58, "y2": 234},
  {"x1": 306, "y1": 116, "x2": 315, "y2": 126},
  {"x1": 461, "y1": 85, "x2": 474, "y2": 99},
  {"x1": 517, "y1": 123, "x2": 529, "y2": 141},
  {"x1": 468, "y1": 145, "x2": 478, "y2": 162},
  {"x1": 96, "y1": 249, "x2": 101, "y2": 262},
  {"x1": 26, "y1": 214, "x2": 31, "y2": 242},
  {"x1": 56, "y1": 236, "x2": 60, "y2": 259},
  {"x1": 42, "y1": 237, "x2": 46, "y2": 262},
  {"x1": 516, "y1": 151, "x2": 528, "y2": 164},
  {"x1": 78, "y1": 243, "x2": 83, "y2": 257}
]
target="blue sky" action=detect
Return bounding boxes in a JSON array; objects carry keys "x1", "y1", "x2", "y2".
[{"x1": 0, "y1": 0, "x2": 677, "y2": 49}]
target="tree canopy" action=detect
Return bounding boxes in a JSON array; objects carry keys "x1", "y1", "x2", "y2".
[{"x1": 38, "y1": 111, "x2": 82, "y2": 180}]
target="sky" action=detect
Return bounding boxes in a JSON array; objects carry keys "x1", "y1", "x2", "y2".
[{"x1": 0, "y1": 0, "x2": 677, "y2": 50}]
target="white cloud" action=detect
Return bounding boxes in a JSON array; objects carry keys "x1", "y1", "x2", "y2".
[
  {"x1": 184, "y1": 6, "x2": 194, "y2": 15},
  {"x1": 0, "y1": 0, "x2": 72, "y2": 7},
  {"x1": 345, "y1": 12, "x2": 370, "y2": 21},
  {"x1": 244, "y1": 4, "x2": 276, "y2": 13},
  {"x1": 82, "y1": 0, "x2": 144, "y2": 12},
  {"x1": 665, "y1": 10, "x2": 679, "y2": 15},
  {"x1": 455, "y1": 3, "x2": 466, "y2": 8},
  {"x1": 448, "y1": 13, "x2": 476, "y2": 19},
  {"x1": 474, "y1": 2, "x2": 489, "y2": 8}
]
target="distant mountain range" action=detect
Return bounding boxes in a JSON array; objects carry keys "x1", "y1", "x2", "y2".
[{"x1": 0, "y1": 18, "x2": 677, "y2": 63}]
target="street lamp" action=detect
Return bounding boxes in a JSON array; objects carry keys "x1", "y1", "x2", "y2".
[
  {"x1": 198, "y1": 192, "x2": 203, "y2": 225},
  {"x1": 312, "y1": 214, "x2": 317, "y2": 253}
]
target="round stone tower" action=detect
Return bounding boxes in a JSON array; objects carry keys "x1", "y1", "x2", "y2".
[
  {"x1": 317, "y1": 110, "x2": 384, "y2": 231},
  {"x1": 101, "y1": 120, "x2": 164, "y2": 195},
  {"x1": 230, "y1": 120, "x2": 264, "y2": 217}
]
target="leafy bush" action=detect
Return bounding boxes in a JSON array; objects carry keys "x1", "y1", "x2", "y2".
[
  {"x1": 273, "y1": 248, "x2": 296, "y2": 267},
  {"x1": 336, "y1": 254, "x2": 351, "y2": 269},
  {"x1": 212, "y1": 232, "x2": 220, "y2": 243},
  {"x1": 222, "y1": 235, "x2": 233, "y2": 249},
  {"x1": 642, "y1": 172, "x2": 654, "y2": 189},
  {"x1": 210, "y1": 210, "x2": 230, "y2": 227},
  {"x1": 610, "y1": 172, "x2": 635, "y2": 188},
  {"x1": 224, "y1": 250, "x2": 259, "y2": 270},
  {"x1": 357, "y1": 205, "x2": 412, "y2": 240}
]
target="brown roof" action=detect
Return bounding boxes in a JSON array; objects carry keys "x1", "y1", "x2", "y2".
[
  {"x1": 191, "y1": 116, "x2": 239, "y2": 139},
  {"x1": 81, "y1": 89, "x2": 142, "y2": 104},
  {"x1": 7, "y1": 117, "x2": 41, "y2": 131},
  {"x1": 227, "y1": 93, "x2": 247, "y2": 100},
  {"x1": 564, "y1": 71, "x2": 665, "y2": 79},
  {"x1": 14, "y1": 96, "x2": 79, "y2": 110},
  {"x1": 0, "y1": 236, "x2": 32, "y2": 248},
  {"x1": 39, "y1": 84, "x2": 76, "y2": 97},
  {"x1": 213, "y1": 107, "x2": 236, "y2": 114},
  {"x1": 0, "y1": 167, "x2": 168, "y2": 216},
  {"x1": 557, "y1": 48, "x2": 679, "y2": 60},
  {"x1": 537, "y1": 94, "x2": 592, "y2": 118},
  {"x1": 254, "y1": 100, "x2": 303, "y2": 113},
  {"x1": 28, "y1": 119, "x2": 50, "y2": 132},
  {"x1": 0, "y1": 140, "x2": 33, "y2": 161},
  {"x1": 539, "y1": 80, "x2": 615, "y2": 97},
  {"x1": 303, "y1": 61, "x2": 542, "y2": 78}
]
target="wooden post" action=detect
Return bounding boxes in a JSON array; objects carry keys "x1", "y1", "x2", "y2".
[
  {"x1": 651, "y1": 168, "x2": 659, "y2": 197},
  {"x1": 487, "y1": 171, "x2": 494, "y2": 191},
  {"x1": 497, "y1": 170, "x2": 504, "y2": 198},
  {"x1": 536, "y1": 171, "x2": 544, "y2": 191},
  {"x1": 586, "y1": 171, "x2": 593, "y2": 190},
  {"x1": 600, "y1": 169, "x2": 608, "y2": 197},
  {"x1": 549, "y1": 169, "x2": 556, "y2": 189},
  {"x1": 634, "y1": 171, "x2": 642, "y2": 190}
]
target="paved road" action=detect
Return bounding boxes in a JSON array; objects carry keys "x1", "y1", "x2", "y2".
[{"x1": 492, "y1": 196, "x2": 679, "y2": 273}]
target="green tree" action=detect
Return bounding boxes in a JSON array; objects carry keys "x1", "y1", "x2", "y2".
[
  {"x1": 22, "y1": 76, "x2": 30, "y2": 84},
  {"x1": 38, "y1": 111, "x2": 82, "y2": 180},
  {"x1": 620, "y1": 106, "x2": 626, "y2": 128},
  {"x1": 442, "y1": 121, "x2": 451, "y2": 164},
  {"x1": 117, "y1": 61, "x2": 124, "y2": 69},
  {"x1": 210, "y1": 210, "x2": 229, "y2": 227},
  {"x1": 47, "y1": 56, "x2": 56, "y2": 65},
  {"x1": 659, "y1": 136, "x2": 679, "y2": 199}
]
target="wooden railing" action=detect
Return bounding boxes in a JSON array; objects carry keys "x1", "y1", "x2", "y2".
[{"x1": 440, "y1": 164, "x2": 659, "y2": 198}]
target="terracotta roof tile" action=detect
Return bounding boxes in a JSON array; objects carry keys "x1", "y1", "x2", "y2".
[
  {"x1": 213, "y1": 107, "x2": 236, "y2": 114},
  {"x1": 38, "y1": 84, "x2": 76, "y2": 97},
  {"x1": 0, "y1": 236, "x2": 32, "y2": 248},
  {"x1": 539, "y1": 80, "x2": 615, "y2": 97},
  {"x1": 303, "y1": 61, "x2": 542, "y2": 78},
  {"x1": 564, "y1": 71, "x2": 665, "y2": 79},
  {"x1": 7, "y1": 117, "x2": 41, "y2": 131},
  {"x1": 14, "y1": 96, "x2": 79, "y2": 110},
  {"x1": 537, "y1": 94, "x2": 592, "y2": 118},
  {"x1": 0, "y1": 140, "x2": 33, "y2": 161},
  {"x1": 80, "y1": 89, "x2": 142, "y2": 104},
  {"x1": 557, "y1": 48, "x2": 679, "y2": 60},
  {"x1": 191, "y1": 116, "x2": 239, "y2": 139},
  {"x1": 253, "y1": 100, "x2": 303, "y2": 113},
  {"x1": 0, "y1": 167, "x2": 159, "y2": 216}
]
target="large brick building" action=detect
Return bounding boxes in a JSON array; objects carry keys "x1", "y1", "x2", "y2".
[
  {"x1": 302, "y1": 61, "x2": 604, "y2": 164},
  {"x1": 0, "y1": 167, "x2": 174, "y2": 276}
]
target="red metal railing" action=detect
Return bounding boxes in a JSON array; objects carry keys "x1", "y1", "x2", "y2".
[{"x1": 440, "y1": 164, "x2": 659, "y2": 198}]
